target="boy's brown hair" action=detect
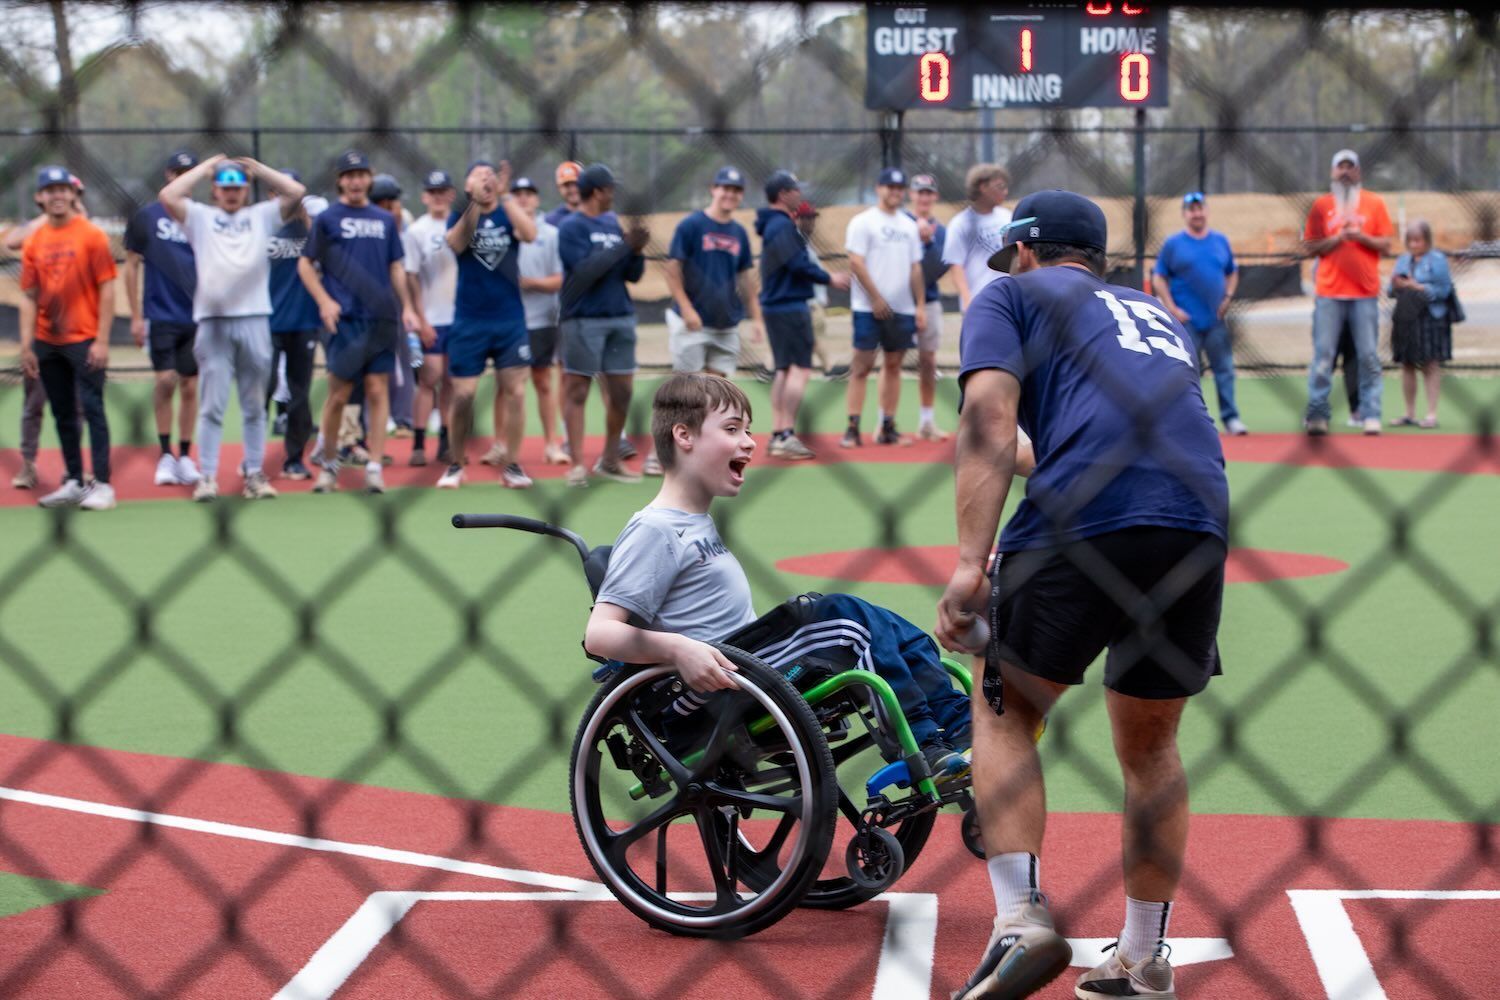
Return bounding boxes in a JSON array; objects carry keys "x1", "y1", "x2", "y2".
[{"x1": 651, "y1": 373, "x2": 753, "y2": 471}]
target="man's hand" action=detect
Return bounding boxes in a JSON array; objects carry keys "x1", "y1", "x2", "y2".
[
  {"x1": 86, "y1": 339, "x2": 109, "y2": 372},
  {"x1": 670, "y1": 636, "x2": 740, "y2": 693},
  {"x1": 19, "y1": 345, "x2": 39, "y2": 380},
  {"x1": 830, "y1": 272, "x2": 851, "y2": 292},
  {"x1": 1170, "y1": 304, "x2": 1191, "y2": 325},
  {"x1": 626, "y1": 226, "x2": 651, "y2": 253},
  {"x1": 914, "y1": 307, "x2": 927, "y2": 334},
  {"x1": 419, "y1": 320, "x2": 437, "y2": 349},
  {"x1": 402, "y1": 307, "x2": 422, "y2": 335},
  {"x1": 936, "y1": 562, "x2": 990, "y2": 655},
  {"x1": 1216, "y1": 298, "x2": 1231, "y2": 321},
  {"x1": 131, "y1": 316, "x2": 147, "y2": 347},
  {"x1": 871, "y1": 295, "x2": 893, "y2": 321},
  {"x1": 681, "y1": 305, "x2": 703, "y2": 332},
  {"x1": 319, "y1": 299, "x2": 342, "y2": 334},
  {"x1": 749, "y1": 319, "x2": 765, "y2": 344},
  {"x1": 494, "y1": 160, "x2": 512, "y2": 195},
  {"x1": 916, "y1": 217, "x2": 936, "y2": 244}
]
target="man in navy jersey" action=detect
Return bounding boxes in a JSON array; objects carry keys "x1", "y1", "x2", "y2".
[
  {"x1": 435, "y1": 159, "x2": 537, "y2": 490},
  {"x1": 299, "y1": 149, "x2": 420, "y2": 495},
  {"x1": 124, "y1": 149, "x2": 202, "y2": 487},
  {"x1": 937, "y1": 190, "x2": 1228, "y2": 1000},
  {"x1": 267, "y1": 178, "x2": 328, "y2": 480},
  {"x1": 557, "y1": 162, "x2": 648, "y2": 487}
]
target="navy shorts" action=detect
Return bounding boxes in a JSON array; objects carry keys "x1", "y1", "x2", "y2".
[
  {"x1": 424, "y1": 324, "x2": 449, "y2": 356},
  {"x1": 325, "y1": 317, "x2": 397, "y2": 382},
  {"x1": 764, "y1": 308, "x2": 815, "y2": 371},
  {"x1": 148, "y1": 321, "x2": 198, "y2": 376},
  {"x1": 447, "y1": 320, "x2": 532, "y2": 377},
  {"x1": 852, "y1": 311, "x2": 916, "y2": 353}
]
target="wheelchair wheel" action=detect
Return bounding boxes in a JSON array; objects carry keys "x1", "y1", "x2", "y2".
[{"x1": 570, "y1": 645, "x2": 838, "y2": 939}]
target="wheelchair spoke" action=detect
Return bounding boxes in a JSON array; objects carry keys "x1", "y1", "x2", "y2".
[
  {"x1": 624, "y1": 708, "x2": 691, "y2": 787},
  {"x1": 605, "y1": 796, "x2": 687, "y2": 865},
  {"x1": 689, "y1": 695, "x2": 753, "y2": 781},
  {"x1": 693, "y1": 807, "x2": 741, "y2": 907},
  {"x1": 707, "y1": 784, "x2": 803, "y2": 816}
]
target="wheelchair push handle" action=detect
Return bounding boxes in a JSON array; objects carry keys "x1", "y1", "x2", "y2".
[{"x1": 451, "y1": 513, "x2": 591, "y2": 565}]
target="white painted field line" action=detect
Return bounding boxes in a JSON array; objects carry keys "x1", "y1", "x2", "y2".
[
  {"x1": 1067, "y1": 937, "x2": 1233, "y2": 968},
  {"x1": 0, "y1": 784, "x2": 596, "y2": 892},
  {"x1": 1288, "y1": 889, "x2": 1500, "y2": 1000}
]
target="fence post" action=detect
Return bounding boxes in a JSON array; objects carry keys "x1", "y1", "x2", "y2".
[
  {"x1": 1198, "y1": 126, "x2": 1206, "y2": 194},
  {"x1": 1133, "y1": 108, "x2": 1147, "y2": 289},
  {"x1": 251, "y1": 127, "x2": 262, "y2": 202},
  {"x1": 881, "y1": 110, "x2": 903, "y2": 170}
]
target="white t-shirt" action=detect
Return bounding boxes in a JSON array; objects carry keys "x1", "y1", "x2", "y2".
[
  {"x1": 807, "y1": 246, "x2": 828, "y2": 308},
  {"x1": 942, "y1": 204, "x2": 1013, "y2": 305},
  {"x1": 518, "y1": 219, "x2": 563, "y2": 330},
  {"x1": 182, "y1": 199, "x2": 284, "y2": 320},
  {"x1": 844, "y1": 207, "x2": 923, "y2": 315},
  {"x1": 402, "y1": 213, "x2": 457, "y2": 327}
]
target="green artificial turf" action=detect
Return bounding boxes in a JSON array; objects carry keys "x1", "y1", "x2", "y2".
[{"x1": 0, "y1": 872, "x2": 103, "y2": 920}]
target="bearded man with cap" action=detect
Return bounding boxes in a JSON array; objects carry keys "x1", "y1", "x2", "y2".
[
  {"x1": 546, "y1": 160, "x2": 584, "y2": 226},
  {"x1": 936, "y1": 190, "x2": 1229, "y2": 1000},
  {"x1": 161, "y1": 154, "x2": 306, "y2": 501},
  {"x1": 1301, "y1": 148, "x2": 1392, "y2": 436}
]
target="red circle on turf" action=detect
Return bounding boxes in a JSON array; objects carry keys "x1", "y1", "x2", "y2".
[{"x1": 774, "y1": 546, "x2": 1348, "y2": 586}]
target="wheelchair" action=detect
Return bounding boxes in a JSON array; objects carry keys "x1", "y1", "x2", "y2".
[{"x1": 455, "y1": 512, "x2": 988, "y2": 939}]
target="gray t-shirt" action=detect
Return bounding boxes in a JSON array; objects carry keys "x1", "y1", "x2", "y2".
[
  {"x1": 518, "y1": 219, "x2": 563, "y2": 330},
  {"x1": 595, "y1": 506, "x2": 756, "y2": 642}
]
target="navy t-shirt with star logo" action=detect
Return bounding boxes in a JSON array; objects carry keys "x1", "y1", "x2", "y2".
[
  {"x1": 447, "y1": 206, "x2": 524, "y2": 334},
  {"x1": 668, "y1": 210, "x2": 753, "y2": 329}
]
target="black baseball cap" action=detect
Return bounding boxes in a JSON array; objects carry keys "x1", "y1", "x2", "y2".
[
  {"x1": 282, "y1": 168, "x2": 302, "y2": 183},
  {"x1": 911, "y1": 173, "x2": 939, "y2": 193},
  {"x1": 764, "y1": 169, "x2": 800, "y2": 203},
  {"x1": 336, "y1": 149, "x2": 371, "y2": 175},
  {"x1": 577, "y1": 163, "x2": 616, "y2": 198},
  {"x1": 988, "y1": 189, "x2": 1108, "y2": 273},
  {"x1": 35, "y1": 165, "x2": 71, "y2": 191},
  {"x1": 423, "y1": 169, "x2": 454, "y2": 190},
  {"x1": 164, "y1": 150, "x2": 198, "y2": 173},
  {"x1": 370, "y1": 173, "x2": 402, "y2": 202},
  {"x1": 878, "y1": 166, "x2": 909, "y2": 188},
  {"x1": 510, "y1": 176, "x2": 539, "y2": 193},
  {"x1": 714, "y1": 166, "x2": 746, "y2": 189}
]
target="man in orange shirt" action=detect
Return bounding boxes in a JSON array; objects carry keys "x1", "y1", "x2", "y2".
[
  {"x1": 1302, "y1": 149, "x2": 1392, "y2": 435},
  {"x1": 18, "y1": 165, "x2": 119, "y2": 510}
]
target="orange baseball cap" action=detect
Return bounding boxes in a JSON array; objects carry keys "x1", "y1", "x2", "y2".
[{"x1": 555, "y1": 161, "x2": 583, "y2": 185}]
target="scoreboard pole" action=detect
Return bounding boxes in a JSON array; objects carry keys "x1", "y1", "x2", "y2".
[{"x1": 1133, "y1": 107, "x2": 1147, "y2": 289}]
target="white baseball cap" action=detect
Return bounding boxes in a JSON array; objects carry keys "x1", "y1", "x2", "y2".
[{"x1": 1331, "y1": 149, "x2": 1360, "y2": 169}]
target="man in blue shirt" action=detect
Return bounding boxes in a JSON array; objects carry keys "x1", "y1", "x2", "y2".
[
  {"x1": 557, "y1": 163, "x2": 648, "y2": 487},
  {"x1": 936, "y1": 191, "x2": 1228, "y2": 1000},
  {"x1": 299, "y1": 149, "x2": 420, "y2": 494},
  {"x1": 1152, "y1": 191, "x2": 1246, "y2": 435},
  {"x1": 267, "y1": 175, "x2": 326, "y2": 480},
  {"x1": 124, "y1": 149, "x2": 202, "y2": 487},
  {"x1": 436, "y1": 159, "x2": 537, "y2": 490}
]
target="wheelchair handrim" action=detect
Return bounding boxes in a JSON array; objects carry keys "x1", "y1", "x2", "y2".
[{"x1": 573, "y1": 665, "x2": 820, "y2": 930}]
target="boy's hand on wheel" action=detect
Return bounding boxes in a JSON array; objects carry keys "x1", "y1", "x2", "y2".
[{"x1": 673, "y1": 637, "x2": 739, "y2": 693}]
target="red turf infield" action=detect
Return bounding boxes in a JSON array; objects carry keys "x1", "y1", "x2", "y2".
[
  {"x1": 4, "y1": 430, "x2": 1497, "y2": 508},
  {"x1": 0, "y1": 735, "x2": 1493, "y2": 999}
]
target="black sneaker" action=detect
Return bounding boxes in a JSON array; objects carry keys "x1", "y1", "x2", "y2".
[
  {"x1": 876, "y1": 422, "x2": 903, "y2": 445},
  {"x1": 618, "y1": 435, "x2": 638, "y2": 460},
  {"x1": 435, "y1": 444, "x2": 452, "y2": 465},
  {"x1": 840, "y1": 427, "x2": 863, "y2": 449},
  {"x1": 921, "y1": 738, "x2": 968, "y2": 782},
  {"x1": 953, "y1": 896, "x2": 1072, "y2": 1000},
  {"x1": 272, "y1": 412, "x2": 288, "y2": 437},
  {"x1": 282, "y1": 460, "x2": 311, "y2": 481}
]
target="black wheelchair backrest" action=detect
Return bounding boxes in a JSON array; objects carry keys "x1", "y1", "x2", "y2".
[{"x1": 584, "y1": 545, "x2": 613, "y2": 600}]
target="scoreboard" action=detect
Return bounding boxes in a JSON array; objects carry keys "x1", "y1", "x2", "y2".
[{"x1": 866, "y1": 3, "x2": 1170, "y2": 110}]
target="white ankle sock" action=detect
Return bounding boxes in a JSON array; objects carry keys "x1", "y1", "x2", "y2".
[
  {"x1": 987, "y1": 852, "x2": 1038, "y2": 922},
  {"x1": 920, "y1": 406, "x2": 934, "y2": 425},
  {"x1": 1119, "y1": 896, "x2": 1172, "y2": 963},
  {"x1": 877, "y1": 409, "x2": 889, "y2": 424},
  {"x1": 366, "y1": 460, "x2": 382, "y2": 475}
]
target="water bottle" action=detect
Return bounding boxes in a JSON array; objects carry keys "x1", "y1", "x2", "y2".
[{"x1": 407, "y1": 331, "x2": 424, "y2": 369}]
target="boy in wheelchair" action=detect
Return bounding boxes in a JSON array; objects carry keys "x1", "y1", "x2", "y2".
[{"x1": 584, "y1": 373, "x2": 977, "y2": 777}]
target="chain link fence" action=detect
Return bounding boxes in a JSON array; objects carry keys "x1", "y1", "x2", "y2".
[{"x1": 1, "y1": 4, "x2": 1497, "y2": 998}]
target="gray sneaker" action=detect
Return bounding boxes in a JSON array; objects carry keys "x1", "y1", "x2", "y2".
[
  {"x1": 12, "y1": 459, "x2": 39, "y2": 490},
  {"x1": 313, "y1": 467, "x2": 339, "y2": 494},
  {"x1": 1304, "y1": 417, "x2": 1330, "y2": 437},
  {"x1": 1075, "y1": 942, "x2": 1176, "y2": 998},
  {"x1": 953, "y1": 897, "x2": 1072, "y2": 1000},
  {"x1": 39, "y1": 478, "x2": 88, "y2": 508},
  {"x1": 242, "y1": 471, "x2": 278, "y2": 500},
  {"x1": 1225, "y1": 417, "x2": 1248, "y2": 436},
  {"x1": 78, "y1": 482, "x2": 116, "y2": 511},
  {"x1": 192, "y1": 479, "x2": 218, "y2": 503},
  {"x1": 364, "y1": 465, "x2": 386, "y2": 495},
  {"x1": 779, "y1": 434, "x2": 816, "y2": 461}
]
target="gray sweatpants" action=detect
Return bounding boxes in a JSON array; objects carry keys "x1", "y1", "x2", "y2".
[
  {"x1": 20, "y1": 374, "x2": 45, "y2": 462},
  {"x1": 390, "y1": 331, "x2": 415, "y2": 429},
  {"x1": 195, "y1": 315, "x2": 273, "y2": 480}
]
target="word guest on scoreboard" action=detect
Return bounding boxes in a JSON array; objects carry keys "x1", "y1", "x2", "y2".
[{"x1": 866, "y1": 3, "x2": 1170, "y2": 110}]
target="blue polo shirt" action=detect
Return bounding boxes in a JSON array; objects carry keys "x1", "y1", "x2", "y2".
[
  {"x1": 668, "y1": 210, "x2": 753, "y2": 328},
  {"x1": 301, "y1": 202, "x2": 403, "y2": 320},
  {"x1": 1153, "y1": 229, "x2": 1236, "y2": 333},
  {"x1": 123, "y1": 202, "x2": 196, "y2": 326}
]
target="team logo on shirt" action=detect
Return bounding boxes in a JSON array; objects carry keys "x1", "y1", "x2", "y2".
[
  {"x1": 212, "y1": 213, "x2": 255, "y2": 235},
  {"x1": 470, "y1": 218, "x2": 513, "y2": 271},
  {"x1": 879, "y1": 224, "x2": 911, "y2": 242},
  {"x1": 267, "y1": 236, "x2": 305, "y2": 259},
  {"x1": 701, "y1": 232, "x2": 742, "y2": 255},
  {"x1": 590, "y1": 231, "x2": 624, "y2": 251},
  {"x1": 340, "y1": 218, "x2": 388, "y2": 239},
  {"x1": 691, "y1": 536, "x2": 729, "y2": 564},
  {"x1": 154, "y1": 217, "x2": 189, "y2": 243}
]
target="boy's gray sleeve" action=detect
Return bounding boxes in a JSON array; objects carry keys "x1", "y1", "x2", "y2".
[{"x1": 595, "y1": 519, "x2": 679, "y2": 624}]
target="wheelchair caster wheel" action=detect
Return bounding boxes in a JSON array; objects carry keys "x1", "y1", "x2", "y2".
[
  {"x1": 960, "y1": 807, "x2": 985, "y2": 860},
  {"x1": 846, "y1": 827, "x2": 904, "y2": 892}
]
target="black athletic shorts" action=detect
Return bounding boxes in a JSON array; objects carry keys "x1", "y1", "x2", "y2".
[
  {"x1": 764, "y1": 308, "x2": 815, "y2": 371},
  {"x1": 528, "y1": 324, "x2": 559, "y2": 368},
  {"x1": 985, "y1": 526, "x2": 1226, "y2": 706},
  {"x1": 148, "y1": 321, "x2": 198, "y2": 376}
]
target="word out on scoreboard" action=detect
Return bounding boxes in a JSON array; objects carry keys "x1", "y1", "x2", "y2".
[{"x1": 866, "y1": 3, "x2": 1170, "y2": 110}]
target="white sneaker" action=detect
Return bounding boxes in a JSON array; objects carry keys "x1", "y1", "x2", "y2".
[
  {"x1": 313, "y1": 467, "x2": 338, "y2": 494},
  {"x1": 155, "y1": 453, "x2": 182, "y2": 486},
  {"x1": 1074, "y1": 943, "x2": 1176, "y2": 998},
  {"x1": 364, "y1": 466, "x2": 386, "y2": 494},
  {"x1": 38, "y1": 479, "x2": 88, "y2": 508},
  {"x1": 192, "y1": 479, "x2": 218, "y2": 502},
  {"x1": 175, "y1": 455, "x2": 201, "y2": 485},
  {"x1": 566, "y1": 464, "x2": 589, "y2": 488},
  {"x1": 642, "y1": 454, "x2": 664, "y2": 476},
  {"x1": 436, "y1": 464, "x2": 464, "y2": 489},
  {"x1": 1345, "y1": 416, "x2": 1363, "y2": 429},
  {"x1": 242, "y1": 471, "x2": 278, "y2": 500},
  {"x1": 78, "y1": 482, "x2": 116, "y2": 511},
  {"x1": 11, "y1": 459, "x2": 39, "y2": 489},
  {"x1": 1362, "y1": 417, "x2": 1382, "y2": 435},
  {"x1": 501, "y1": 463, "x2": 533, "y2": 489},
  {"x1": 1225, "y1": 417, "x2": 1249, "y2": 436}
]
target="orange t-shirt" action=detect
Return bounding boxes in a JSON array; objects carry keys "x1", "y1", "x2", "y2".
[
  {"x1": 1303, "y1": 190, "x2": 1392, "y2": 299},
  {"x1": 20, "y1": 215, "x2": 118, "y2": 345}
]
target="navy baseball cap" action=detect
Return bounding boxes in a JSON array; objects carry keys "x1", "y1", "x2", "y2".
[
  {"x1": 911, "y1": 173, "x2": 939, "y2": 193},
  {"x1": 468, "y1": 159, "x2": 497, "y2": 174},
  {"x1": 35, "y1": 165, "x2": 72, "y2": 191},
  {"x1": 370, "y1": 173, "x2": 402, "y2": 202},
  {"x1": 213, "y1": 163, "x2": 249, "y2": 187},
  {"x1": 165, "y1": 150, "x2": 198, "y2": 173},
  {"x1": 878, "y1": 167, "x2": 909, "y2": 188},
  {"x1": 713, "y1": 166, "x2": 745, "y2": 189},
  {"x1": 423, "y1": 169, "x2": 453, "y2": 190},
  {"x1": 281, "y1": 168, "x2": 302, "y2": 183},
  {"x1": 336, "y1": 149, "x2": 371, "y2": 175},
  {"x1": 510, "y1": 176, "x2": 539, "y2": 193},
  {"x1": 577, "y1": 163, "x2": 616, "y2": 198},
  {"x1": 988, "y1": 189, "x2": 1108, "y2": 273},
  {"x1": 764, "y1": 169, "x2": 800, "y2": 203}
]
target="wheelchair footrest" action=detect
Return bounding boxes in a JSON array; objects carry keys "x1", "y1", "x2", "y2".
[{"x1": 865, "y1": 751, "x2": 933, "y2": 797}]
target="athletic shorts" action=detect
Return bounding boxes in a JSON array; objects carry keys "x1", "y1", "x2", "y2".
[
  {"x1": 424, "y1": 324, "x2": 449, "y2": 356},
  {"x1": 325, "y1": 317, "x2": 397, "y2": 382},
  {"x1": 764, "y1": 308, "x2": 815, "y2": 371},
  {"x1": 852, "y1": 311, "x2": 917, "y2": 353},
  {"x1": 984, "y1": 526, "x2": 1226, "y2": 706},
  {"x1": 919, "y1": 301, "x2": 943, "y2": 353},
  {"x1": 446, "y1": 319, "x2": 532, "y2": 377},
  {"x1": 561, "y1": 316, "x2": 637, "y2": 376},
  {"x1": 147, "y1": 320, "x2": 198, "y2": 376},
  {"x1": 666, "y1": 309, "x2": 739, "y2": 378},
  {"x1": 527, "y1": 325, "x2": 559, "y2": 368}
]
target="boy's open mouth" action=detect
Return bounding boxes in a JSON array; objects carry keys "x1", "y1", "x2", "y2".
[{"x1": 729, "y1": 457, "x2": 749, "y2": 480}]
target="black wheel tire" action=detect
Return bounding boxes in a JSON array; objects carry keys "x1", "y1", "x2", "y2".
[
  {"x1": 845, "y1": 826, "x2": 906, "y2": 892},
  {"x1": 570, "y1": 645, "x2": 838, "y2": 939},
  {"x1": 961, "y1": 806, "x2": 986, "y2": 860}
]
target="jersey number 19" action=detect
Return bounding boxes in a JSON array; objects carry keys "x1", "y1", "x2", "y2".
[{"x1": 1094, "y1": 289, "x2": 1192, "y2": 365}]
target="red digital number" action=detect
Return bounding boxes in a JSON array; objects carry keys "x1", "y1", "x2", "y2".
[
  {"x1": 1123, "y1": 3, "x2": 1146, "y2": 13},
  {"x1": 1085, "y1": 2, "x2": 1112, "y2": 14},
  {"x1": 1120, "y1": 53, "x2": 1150, "y2": 100},
  {"x1": 919, "y1": 51, "x2": 951, "y2": 102},
  {"x1": 1020, "y1": 28, "x2": 1033, "y2": 72}
]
